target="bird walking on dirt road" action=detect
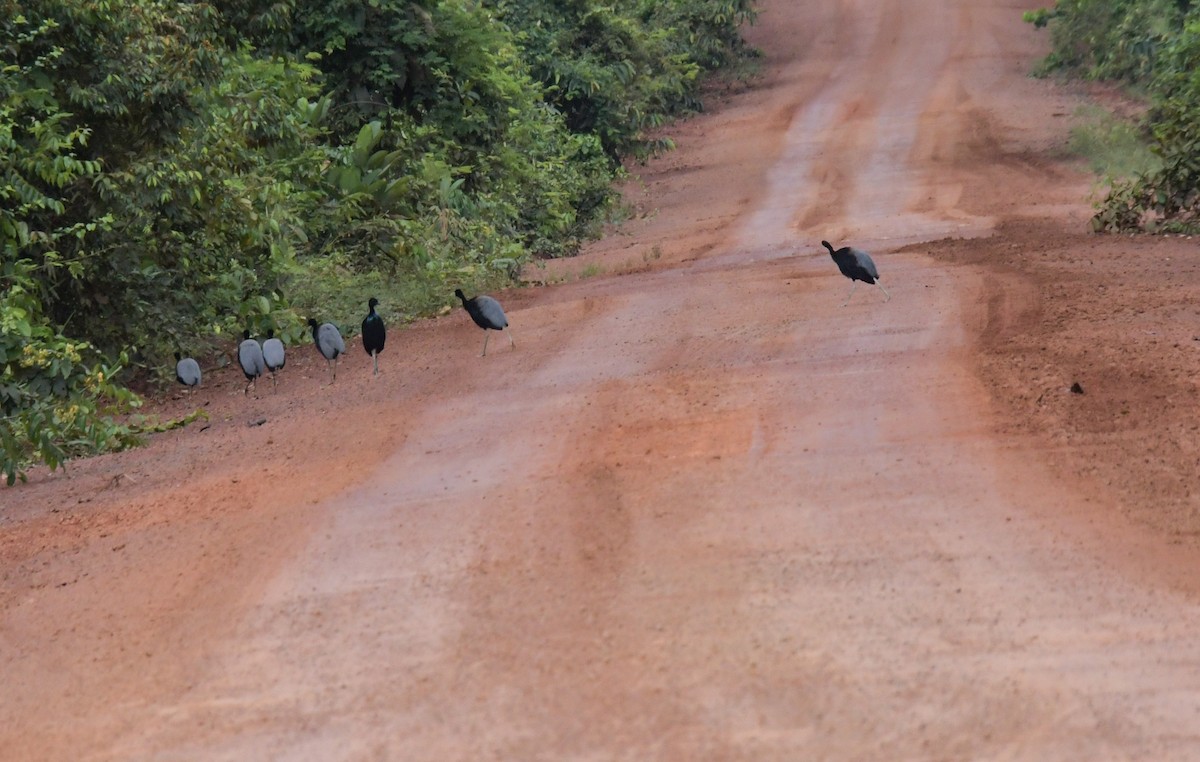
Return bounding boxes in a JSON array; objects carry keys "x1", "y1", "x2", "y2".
[
  {"x1": 238, "y1": 330, "x2": 266, "y2": 395},
  {"x1": 308, "y1": 318, "x2": 346, "y2": 382},
  {"x1": 822, "y1": 240, "x2": 890, "y2": 306},
  {"x1": 174, "y1": 352, "x2": 201, "y2": 395},
  {"x1": 262, "y1": 329, "x2": 285, "y2": 391},
  {"x1": 361, "y1": 297, "x2": 386, "y2": 376},
  {"x1": 455, "y1": 288, "x2": 514, "y2": 356}
]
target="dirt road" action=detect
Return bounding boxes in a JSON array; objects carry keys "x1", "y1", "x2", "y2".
[{"x1": 6, "y1": 0, "x2": 1200, "y2": 759}]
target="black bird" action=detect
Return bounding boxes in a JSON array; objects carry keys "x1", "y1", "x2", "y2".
[
  {"x1": 174, "y1": 352, "x2": 201, "y2": 395},
  {"x1": 822, "y1": 240, "x2": 890, "y2": 306},
  {"x1": 361, "y1": 297, "x2": 386, "y2": 376},
  {"x1": 238, "y1": 329, "x2": 266, "y2": 395},
  {"x1": 455, "y1": 288, "x2": 515, "y2": 356},
  {"x1": 262, "y1": 329, "x2": 285, "y2": 391},
  {"x1": 308, "y1": 318, "x2": 346, "y2": 382}
]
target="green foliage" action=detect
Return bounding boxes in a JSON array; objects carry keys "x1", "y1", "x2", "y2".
[
  {"x1": 285, "y1": 0, "x2": 621, "y2": 263},
  {"x1": 0, "y1": 0, "x2": 756, "y2": 484},
  {"x1": 0, "y1": 263, "x2": 143, "y2": 485},
  {"x1": 490, "y1": 0, "x2": 756, "y2": 161},
  {"x1": 1067, "y1": 105, "x2": 1162, "y2": 177},
  {"x1": 85, "y1": 52, "x2": 329, "y2": 360},
  {"x1": 1025, "y1": 0, "x2": 1187, "y2": 80},
  {"x1": 1024, "y1": 8, "x2": 1057, "y2": 29},
  {"x1": 1028, "y1": 0, "x2": 1200, "y2": 232},
  {"x1": 493, "y1": 1, "x2": 694, "y2": 160},
  {"x1": 1093, "y1": 34, "x2": 1200, "y2": 232},
  {"x1": 651, "y1": 0, "x2": 760, "y2": 70},
  {"x1": 0, "y1": 12, "x2": 143, "y2": 484},
  {"x1": 1, "y1": 2, "x2": 325, "y2": 361}
]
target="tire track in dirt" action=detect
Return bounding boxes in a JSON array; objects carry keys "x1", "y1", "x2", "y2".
[{"x1": 787, "y1": 0, "x2": 986, "y2": 244}]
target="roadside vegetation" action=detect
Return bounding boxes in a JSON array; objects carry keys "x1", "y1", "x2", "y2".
[
  {"x1": 1066, "y1": 105, "x2": 1162, "y2": 180},
  {"x1": 1025, "y1": 0, "x2": 1200, "y2": 233},
  {"x1": 0, "y1": 0, "x2": 757, "y2": 484}
]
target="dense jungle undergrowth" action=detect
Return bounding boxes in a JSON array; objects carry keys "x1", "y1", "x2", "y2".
[{"x1": 0, "y1": 0, "x2": 757, "y2": 484}]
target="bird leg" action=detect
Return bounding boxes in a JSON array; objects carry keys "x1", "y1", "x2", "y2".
[
  {"x1": 372, "y1": 351, "x2": 379, "y2": 376},
  {"x1": 481, "y1": 332, "x2": 491, "y2": 357},
  {"x1": 841, "y1": 281, "x2": 859, "y2": 307},
  {"x1": 504, "y1": 327, "x2": 515, "y2": 349},
  {"x1": 875, "y1": 281, "x2": 891, "y2": 302}
]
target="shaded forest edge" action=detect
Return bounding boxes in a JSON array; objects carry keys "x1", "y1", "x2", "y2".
[{"x1": 1, "y1": 0, "x2": 756, "y2": 482}]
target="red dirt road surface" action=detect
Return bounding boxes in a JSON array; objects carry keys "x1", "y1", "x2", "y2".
[{"x1": 6, "y1": 0, "x2": 1200, "y2": 759}]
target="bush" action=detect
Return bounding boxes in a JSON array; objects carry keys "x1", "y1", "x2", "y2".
[{"x1": 1028, "y1": 0, "x2": 1200, "y2": 232}]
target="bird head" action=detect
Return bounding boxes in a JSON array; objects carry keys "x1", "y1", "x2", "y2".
[
  {"x1": 368, "y1": 297, "x2": 379, "y2": 310},
  {"x1": 307, "y1": 318, "x2": 318, "y2": 328},
  {"x1": 174, "y1": 351, "x2": 182, "y2": 361},
  {"x1": 242, "y1": 329, "x2": 251, "y2": 340},
  {"x1": 821, "y1": 240, "x2": 835, "y2": 254},
  {"x1": 266, "y1": 329, "x2": 275, "y2": 339},
  {"x1": 453, "y1": 288, "x2": 465, "y2": 300}
]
